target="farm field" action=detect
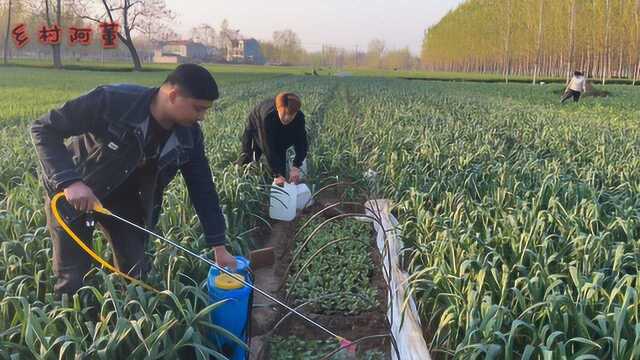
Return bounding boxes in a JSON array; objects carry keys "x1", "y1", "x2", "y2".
[
  {"x1": 0, "y1": 65, "x2": 639, "y2": 359},
  {"x1": 11, "y1": 59, "x2": 639, "y2": 85}
]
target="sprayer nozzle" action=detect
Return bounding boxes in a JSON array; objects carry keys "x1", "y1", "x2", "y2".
[{"x1": 339, "y1": 338, "x2": 357, "y2": 354}]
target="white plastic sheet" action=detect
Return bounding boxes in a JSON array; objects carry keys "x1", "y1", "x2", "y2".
[{"x1": 364, "y1": 199, "x2": 431, "y2": 360}]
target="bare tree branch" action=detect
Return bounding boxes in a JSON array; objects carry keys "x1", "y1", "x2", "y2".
[
  {"x1": 101, "y1": 0, "x2": 116, "y2": 24},
  {"x1": 79, "y1": 14, "x2": 104, "y2": 24},
  {"x1": 129, "y1": 11, "x2": 143, "y2": 31},
  {"x1": 70, "y1": 0, "x2": 175, "y2": 70},
  {"x1": 126, "y1": 0, "x2": 144, "y2": 10}
]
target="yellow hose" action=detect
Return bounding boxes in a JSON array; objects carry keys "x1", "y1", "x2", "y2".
[
  {"x1": 51, "y1": 195, "x2": 353, "y2": 347},
  {"x1": 50, "y1": 192, "x2": 159, "y2": 293}
]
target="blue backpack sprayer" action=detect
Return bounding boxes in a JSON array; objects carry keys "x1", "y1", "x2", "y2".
[
  {"x1": 50, "y1": 193, "x2": 356, "y2": 359},
  {"x1": 207, "y1": 256, "x2": 253, "y2": 359}
]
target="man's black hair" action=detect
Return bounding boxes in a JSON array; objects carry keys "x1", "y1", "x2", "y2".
[
  {"x1": 163, "y1": 64, "x2": 219, "y2": 101},
  {"x1": 574, "y1": 70, "x2": 583, "y2": 76}
]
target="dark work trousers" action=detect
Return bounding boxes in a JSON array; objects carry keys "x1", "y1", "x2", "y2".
[
  {"x1": 239, "y1": 130, "x2": 293, "y2": 181},
  {"x1": 561, "y1": 89, "x2": 582, "y2": 103},
  {"x1": 45, "y1": 188, "x2": 150, "y2": 297},
  {"x1": 239, "y1": 128, "x2": 263, "y2": 164}
]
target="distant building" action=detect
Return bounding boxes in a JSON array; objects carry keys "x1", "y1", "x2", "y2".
[
  {"x1": 153, "y1": 40, "x2": 209, "y2": 64},
  {"x1": 224, "y1": 35, "x2": 265, "y2": 65},
  {"x1": 208, "y1": 47, "x2": 225, "y2": 62}
]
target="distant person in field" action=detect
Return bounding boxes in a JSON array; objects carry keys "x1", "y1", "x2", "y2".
[
  {"x1": 561, "y1": 71, "x2": 587, "y2": 103},
  {"x1": 30, "y1": 64, "x2": 237, "y2": 297},
  {"x1": 238, "y1": 93, "x2": 308, "y2": 186}
]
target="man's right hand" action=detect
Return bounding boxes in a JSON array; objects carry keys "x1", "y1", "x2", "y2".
[
  {"x1": 274, "y1": 176, "x2": 286, "y2": 186},
  {"x1": 64, "y1": 181, "x2": 100, "y2": 213}
]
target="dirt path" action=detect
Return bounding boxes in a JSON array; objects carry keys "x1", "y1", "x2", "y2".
[{"x1": 248, "y1": 193, "x2": 391, "y2": 359}]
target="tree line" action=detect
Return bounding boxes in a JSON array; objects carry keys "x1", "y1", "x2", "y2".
[
  {"x1": 1, "y1": 1, "x2": 421, "y2": 71},
  {"x1": 421, "y1": 0, "x2": 640, "y2": 84},
  {"x1": 1, "y1": 0, "x2": 175, "y2": 70},
  {"x1": 259, "y1": 33, "x2": 419, "y2": 70}
]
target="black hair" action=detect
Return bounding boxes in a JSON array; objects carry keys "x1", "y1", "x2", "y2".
[
  {"x1": 163, "y1": 63, "x2": 219, "y2": 101},
  {"x1": 574, "y1": 70, "x2": 583, "y2": 76}
]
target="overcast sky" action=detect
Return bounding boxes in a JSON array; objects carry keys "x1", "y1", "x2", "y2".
[{"x1": 163, "y1": 0, "x2": 465, "y2": 55}]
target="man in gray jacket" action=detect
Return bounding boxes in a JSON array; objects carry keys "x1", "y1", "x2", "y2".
[{"x1": 31, "y1": 64, "x2": 236, "y2": 296}]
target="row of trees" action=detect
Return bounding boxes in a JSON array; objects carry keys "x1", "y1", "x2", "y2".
[
  {"x1": 1, "y1": 0, "x2": 175, "y2": 70},
  {"x1": 2, "y1": 1, "x2": 420, "y2": 71},
  {"x1": 259, "y1": 33, "x2": 419, "y2": 70},
  {"x1": 422, "y1": 0, "x2": 640, "y2": 84}
]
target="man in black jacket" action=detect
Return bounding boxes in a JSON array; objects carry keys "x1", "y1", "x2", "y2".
[
  {"x1": 31, "y1": 64, "x2": 236, "y2": 297},
  {"x1": 239, "y1": 92, "x2": 308, "y2": 185}
]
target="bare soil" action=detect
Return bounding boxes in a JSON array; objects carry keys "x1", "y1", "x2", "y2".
[{"x1": 248, "y1": 189, "x2": 391, "y2": 359}]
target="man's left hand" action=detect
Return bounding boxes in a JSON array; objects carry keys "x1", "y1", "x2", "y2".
[
  {"x1": 289, "y1": 166, "x2": 301, "y2": 184},
  {"x1": 214, "y1": 246, "x2": 237, "y2": 272}
]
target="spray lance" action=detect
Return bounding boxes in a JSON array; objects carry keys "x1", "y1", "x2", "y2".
[{"x1": 50, "y1": 192, "x2": 356, "y2": 354}]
